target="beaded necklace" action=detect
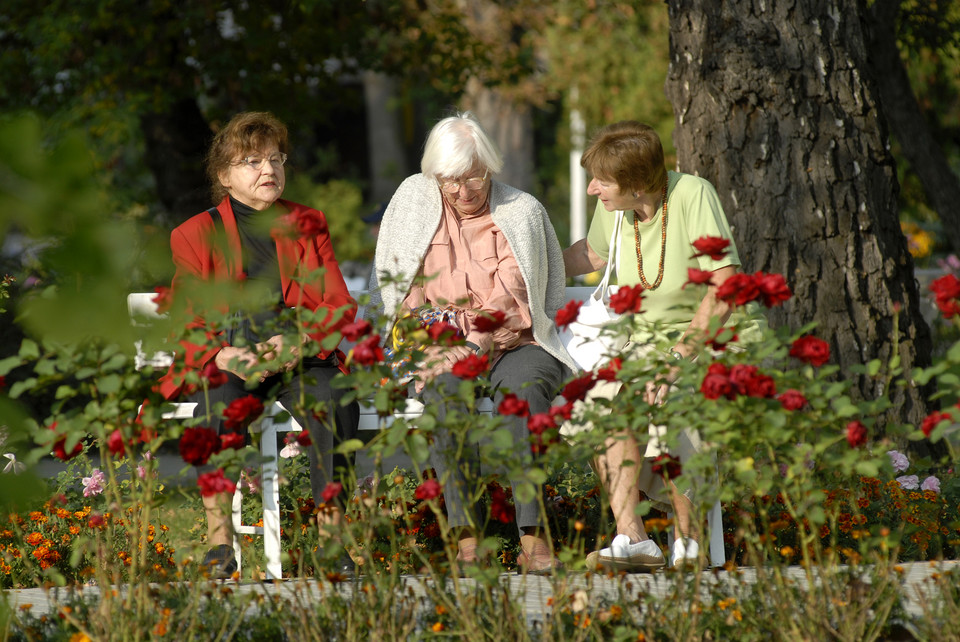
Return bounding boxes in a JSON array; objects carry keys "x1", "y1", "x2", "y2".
[{"x1": 632, "y1": 183, "x2": 668, "y2": 290}]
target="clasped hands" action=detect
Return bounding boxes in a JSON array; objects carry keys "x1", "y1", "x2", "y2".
[{"x1": 214, "y1": 334, "x2": 306, "y2": 382}]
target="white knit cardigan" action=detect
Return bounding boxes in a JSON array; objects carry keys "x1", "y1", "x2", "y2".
[{"x1": 367, "y1": 173, "x2": 577, "y2": 373}]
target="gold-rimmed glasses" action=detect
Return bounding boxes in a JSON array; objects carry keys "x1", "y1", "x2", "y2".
[{"x1": 438, "y1": 170, "x2": 488, "y2": 194}]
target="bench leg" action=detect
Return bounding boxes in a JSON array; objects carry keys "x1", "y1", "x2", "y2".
[
  {"x1": 231, "y1": 487, "x2": 244, "y2": 576},
  {"x1": 260, "y1": 412, "x2": 283, "y2": 580}
]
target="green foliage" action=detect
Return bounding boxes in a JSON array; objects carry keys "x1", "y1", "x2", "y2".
[{"x1": 283, "y1": 175, "x2": 373, "y2": 263}]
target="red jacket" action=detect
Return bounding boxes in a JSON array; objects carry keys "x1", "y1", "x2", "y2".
[{"x1": 158, "y1": 197, "x2": 357, "y2": 399}]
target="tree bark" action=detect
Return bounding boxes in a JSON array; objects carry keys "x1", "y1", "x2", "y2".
[
  {"x1": 864, "y1": 0, "x2": 960, "y2": 256},
  {"x1": 664, "y1": 0, "x2": 933, "y2": 428},
  {"x1": 139, "y1": 97, "x2": 214, "y2": 225}
]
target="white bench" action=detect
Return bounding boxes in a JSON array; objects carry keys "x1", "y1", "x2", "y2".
[{"x1": 128, "y1": 288, "x2": 726, "y2": 576}]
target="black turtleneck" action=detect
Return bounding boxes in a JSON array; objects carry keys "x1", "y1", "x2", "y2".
[{"x1": 228, "y1": 196, "x2": 283, "y2": 345}]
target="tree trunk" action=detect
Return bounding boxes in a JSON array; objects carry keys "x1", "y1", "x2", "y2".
[
  {"x1": 139, "y1": 97, "x2": 214, "y2": 225},
  {"x1": 462, "y1": 77, "x2": 535, "y2": 193},
  {"x1": 664, "y1": 0, "x2": 933, "y2": 428},
  {"x1": 864, "y1": 0, "x2": 960, "y2": 256}
]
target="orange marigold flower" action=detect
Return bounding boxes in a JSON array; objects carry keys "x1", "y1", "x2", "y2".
[
  {"x1": 25, "y1": 532, "x2": 44, "y2": 546},
  {"x1": 29, "y1": 511, "x2": 47, "y2": 523}
]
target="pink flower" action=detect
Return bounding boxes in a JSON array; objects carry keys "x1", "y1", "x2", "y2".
[
  {"x1": 886, "y1": 450, "x2": 909, "y2": 473},
  {"x1": 896, "y1": 475, "x2": 919, "y2": 490},
  {"x1": 81, "y1": 469, "x2": 106, "y2": 497},
  {"x1": 920, "y1": 476, "x2": 940, "y2": 493}
]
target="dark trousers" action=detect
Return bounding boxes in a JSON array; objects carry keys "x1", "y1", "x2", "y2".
[
  {"x1": 188, "y1": 364, "x2": 359, "y2": 505},
  {"x1": 422, "y1": 344, "x2": 568, "y2": 535}
]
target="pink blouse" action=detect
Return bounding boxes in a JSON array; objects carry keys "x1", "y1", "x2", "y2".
[{"x1": 402, "y1": 198, "x2": 535, "y2": 360}]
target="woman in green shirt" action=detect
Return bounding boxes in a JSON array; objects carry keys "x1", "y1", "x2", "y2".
[{"x1": 564, "y1": 121, "x2": 754, "y2": 572}]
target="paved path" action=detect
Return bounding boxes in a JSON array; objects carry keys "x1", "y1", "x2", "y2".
[{"x1": 5, "y1": 560, "x2": 956, "y2": 624}]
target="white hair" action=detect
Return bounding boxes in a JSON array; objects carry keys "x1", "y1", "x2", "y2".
[{"x1": 420, "y1": 111, "x2": 504, "y2": 178}]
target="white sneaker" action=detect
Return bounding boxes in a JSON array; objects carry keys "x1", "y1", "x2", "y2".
[
  {"x1": 672, "y1": 537, "x2": 699, "y2": 568},
  {"x1": 586, "y1": 534, "x2": 665, "y2": 572}
]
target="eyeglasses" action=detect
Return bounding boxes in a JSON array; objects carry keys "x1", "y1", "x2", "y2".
[
  {"x1": 439, "y1": 170, "x2": 488, "y2": 194},
  {"x1": 234, "y1": 153, "x2": 287, "y2": 172}
]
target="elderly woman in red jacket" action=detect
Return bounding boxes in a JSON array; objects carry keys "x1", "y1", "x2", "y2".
[{"x1": 161, "y1": 111, "x2": 358, "y2": 578}]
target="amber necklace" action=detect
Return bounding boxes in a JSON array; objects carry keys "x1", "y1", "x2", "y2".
[{"x1": 632, "y1": 183, "x2": 668, "y2": 290}]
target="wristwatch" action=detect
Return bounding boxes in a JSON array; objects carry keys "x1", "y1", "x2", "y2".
[{"x1": 670, "y1": 350, "x2": 683, "y2": 361}]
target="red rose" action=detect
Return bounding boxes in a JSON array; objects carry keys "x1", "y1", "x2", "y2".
[
  {"x1": 0, "y1": 375, "x2": 5, "y2": 388},
  {"x1": 754, "y1": 272, "x2": 792, "y2": 307},
  {"x1": 789, "y1": 335, "x2": 830, "y2": 367},
  {"x1": 220, "y1": 432, "x2": 245, "y2": 451},
  {"x1": 555, "y1": 300, "x2": 582, "y2": 328},
  {"x1": 728, "y1": 364, "x2": 759, "y2": 395},
  {"x1": 609, "y1": 284, "x2": 644, "y2": 314},
  {"x1": 700, "y1": 370, "x2": 733, "y2": 400},
  {"x1": 340, "y1": 319, "x2": 372, "y2": 341},
  {"x1": 152, "y1": 286, "x2": 173, "y2": 314},
  {"x1": 296, "y1": 430, "x2": 313, "y2": 447},
  {"x1": 549, "y1": 402, "x2": 575, "y2": 421},
  {"x1": 921, "y1": 410, "x2": 952, "y2": 437},
  {"x1": 716, "y1": 273, "x2": 761, "y2": 307},
  {"x1": 685, "y1": 268, "x2": 714, "y2": 288},
  {"x1": 426, "y1": 321, "x2": 460, "y2": 346},
  {"x1": 651, "y1": 454, "x2": 683, "y2": 479},
  {"x1": 351, "y1": 335, "x2": 384, "y2": 366},
  {"x1": 321, "y1": 481, "x2": 343, "y2": 503},
  {"x1": 107, "y1": 429, "x2": 125, "y2": 456},
  {"x1": 451, "y1": 353, "x2": 489, "y2": 379},
  {"x1": 777, "y1": 389, "x2": 808, "y2": 411},
  {"x1": 87, "y1": 513, "x2": 106, "y2": 529},
  {"x1": 488, "y1": 483, "x2": 515, "y2": 524},
  {"x1": 930, "y1": 274, "x2": 960, "y2": 318},
  {"x1": 595, "y1": 357, "x2": 622, "y2": 381},
  {"x1": 744, "y1": 373, "x2": 777, "y2": 399},
  {"x1": 845, "y1": 420, "x2": 868, "y2": 448},
  {"x1": 222, "y1": 395, "x2": 264, "y2": 430},
  {"x1": 498, "y1": 393, "x2": 530, "y2": 417},
  {"x1": 415, "y1": 478, "x2": 442, "y2": 500},
  {"x1": 197, "y1": 469, "x2": 236, "y2": 497},
  {"x1": 562, "y1": 374, "x2": 597, "y2": 402},
  {"x1": 295, "y1": 211, "x2": 328, "y2": 238},
  {"x1": 473, "y1": 310, "x2": 507, "y2": 333},
  {"x1": 49, "y1": 423, "x2": 83, "y2": 462},
  {"x1": 691, "y1": 236, "x2": 731, "y2": 260},
  {"x1": 527, "y1": 412, "x2": 557, "y2": 436},
  {"x1": 179, "y1": 427, "x2": 222, "y2": 466},
  {"x1": 201, "y1": 362, "x2": 228, "y2": 388},
  {"x1": 705, "y1": 328, "x2": 738, "y2": 352}
]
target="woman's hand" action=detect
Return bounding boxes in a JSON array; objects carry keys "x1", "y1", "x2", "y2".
[
  {"x1": 419, "y1": 345, "x2": 474, "y2": 381},
  {"x1": 214, "y1": 346, "x2": 261, "y2": 382},
  {"x1": 260, "y1": 334, "x2": 302, "y2": 373}
]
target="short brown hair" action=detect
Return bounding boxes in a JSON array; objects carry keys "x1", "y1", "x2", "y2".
[
  {"x1": 580, "y1": 121, "x2": 667, "y2": 196},
  {"x1": 205, "y1": 111, "x2": 289, "y2": 202}
]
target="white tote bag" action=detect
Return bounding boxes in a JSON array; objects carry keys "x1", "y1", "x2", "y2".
[{"x1": 559, "y1": 212, "x2": 629, "y2": 371}]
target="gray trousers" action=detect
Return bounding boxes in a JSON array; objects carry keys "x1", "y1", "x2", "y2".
[
  {"x1": 188, "y1": 364, "x2": 359, "y2": 506},
  {"x1": 422, "y1": 344, "x2": 568, "y2": 535}
]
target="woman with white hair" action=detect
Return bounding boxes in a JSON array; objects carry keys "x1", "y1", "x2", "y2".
[{"x1": 369, "y1": 112, "x2": 575, "y2": 574}]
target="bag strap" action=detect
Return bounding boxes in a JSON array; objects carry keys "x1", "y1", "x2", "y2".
[{"x1": 591, "y1": 211, "x2": 624, "y2": 301}]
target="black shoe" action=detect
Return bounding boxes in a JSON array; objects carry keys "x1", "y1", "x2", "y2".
[{"x1": 201, "y1": 544, "x2": 238, "y2": 580}]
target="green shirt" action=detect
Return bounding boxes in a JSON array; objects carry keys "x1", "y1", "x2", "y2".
[{"x1": 586, "y1": 171, "x2": 763, "y2": 344}]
